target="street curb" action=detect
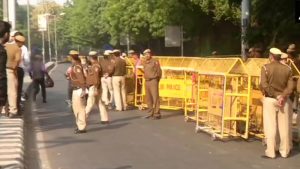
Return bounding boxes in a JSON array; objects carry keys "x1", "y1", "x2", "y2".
[{"x1": 0, "y1": 62, "x2": 55, "y2": 169}]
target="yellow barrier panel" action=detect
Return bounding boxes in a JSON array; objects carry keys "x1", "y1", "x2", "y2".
[{"x1": 194, "y1": 58, "x2": 251, "y2": 140}]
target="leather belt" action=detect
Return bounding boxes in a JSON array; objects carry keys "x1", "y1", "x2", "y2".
[
  {"x1": 6, "y1": 67, "x2": 15, "y2": 70},
  {"x1": 72, "y1": 86, "x2": 81, "y2": 90}
]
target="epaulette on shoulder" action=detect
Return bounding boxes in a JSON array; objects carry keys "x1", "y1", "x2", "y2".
[{"x1": 282, "y1": 63, "x2": 292, "y2": 70}]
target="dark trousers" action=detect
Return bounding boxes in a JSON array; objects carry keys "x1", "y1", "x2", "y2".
[
  {"x1": 68, "y1": 80, "x2": 72, "y2": 100},
  {"x1": 145, "y1": 79, "x2": 160, "y2": 116},
  {"x1": 33, "y1": 78, "x2": 46, "y2": 101},
  {"x1": 17, "y1": 67, "x2": 24, "y2": 110}
]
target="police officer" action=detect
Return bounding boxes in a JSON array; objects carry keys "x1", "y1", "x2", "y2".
[
  {"x1": 100, "y1": 50, "x2": 115, "y2": 109},
  {"x1": 85, "y1": 51, "x2": 101, "y2": 118},
  {"x1": 3, "y1": 33, "x2": 22, "y2": 118},
  {"x1": 142, "y1": 49, "x2": 162, "y2": 119},
  {"x1": 112, "y1": 49, "x2": 127, "y2": 111},
  {"x1": 85, "y1": 51, "x2": 109, "y2": 124},
  {"x1": 69, "y1": 50, "x2": 87, "y2": 134},
  {"x1": 260, "y1": 48, "x2": 294, "y2": 158}
]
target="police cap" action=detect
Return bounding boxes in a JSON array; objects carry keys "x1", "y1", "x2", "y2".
[
  {"x1": 269, "y1": 48, "x2": 282, "y2": 55},
  {"x1": 143, "y1": 49, "x2": 151, "y2": 54}
]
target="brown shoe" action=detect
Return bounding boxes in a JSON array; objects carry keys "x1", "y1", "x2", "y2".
[
  {"x1": 152, "y1": 115, "x2": 162, "y2": 120},
  {"x1": 101, "y1": 121, "x2": 110, "y2": 125}
]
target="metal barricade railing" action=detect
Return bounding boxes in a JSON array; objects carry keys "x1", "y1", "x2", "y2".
[{"x1": 194, "y1": 58, "x2": 251, "y2": 140}]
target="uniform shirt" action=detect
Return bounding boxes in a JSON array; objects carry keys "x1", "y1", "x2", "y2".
[
  {"x1": 99, "y1": 58, "x2": 115, "y2": 77},
  {"x1": 86, "y1": 62, "x2": 101, "y2": 87},
  {"x1": 260, "y1": 61, "x2": 294, "y2": 98},
  {"x1": 70, "y1": 62, "x2": 86, "y2": 88},
  {"x1": 112, "y1": 57, "x2": 126, "y2": 76},
  {"x1": 5, "y1": 43, "x2": 21, "y2": 69},
  {"x1": 143, "y1": 58, "x2": 162, "y2": 80}
]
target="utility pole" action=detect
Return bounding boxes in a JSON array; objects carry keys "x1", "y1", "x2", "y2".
[
  {"x1": 8, "y1": 0, "x2": 16, "y2": 30},
  {"x1": 2, "y1": 0, "x2": 8, "y2": 21},
  {"x1": 42, "y1": 31, "x2": 45, "y2": 63},
  {"x1": 241, "y1": 0, "x2": 250, "y2": 61},
  {"x1": 47, "y1": 15, "x2": 52, "y2": 61},
  {"x1": 54, "y1": 15, "x2": 58, "y2": 63},
  {"x1": 27, "y1": 0, "x2": 31, "y2": 53},
  {"x1": 180, "y1": 25, "x2": 184, "y2": 56}
]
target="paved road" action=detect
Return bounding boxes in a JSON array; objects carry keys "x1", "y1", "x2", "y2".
[{"x1": 25, "y1": 63, "x2": 299, "y2": 169}]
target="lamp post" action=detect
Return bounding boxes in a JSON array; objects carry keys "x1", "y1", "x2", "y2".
[
  {"x1": 241, "y1": 0, "x2": 250, "y2": 61},
  {"x1": 45, "y1": 14, "x2": 52, "y2": 62},
  {"x1": 26, "y1": 0, "x2": 31, "y2": 53},
  {"x1": 55, "y1": 12, "x2": 65, "y2": 63}
]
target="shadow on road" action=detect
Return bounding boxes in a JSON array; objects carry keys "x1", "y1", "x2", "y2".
[
  {"x1": 37, "y1": 136, "x2": 95, "y2": 149},
  {"x1": 97, "y1": 165, "x2": 132, "y2": 169}
]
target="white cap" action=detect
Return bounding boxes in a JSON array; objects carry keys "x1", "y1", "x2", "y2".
[
  {"x1": 104, "y1": 50, "x2": 112, "y2": 55},
  {"x1": 89, "y1": 51, "x2": 97, "y2": 56},
  {"x1": 281, "y1": 52, "x2": 288, "y2": 59},
  {"x1": 143, "y1": 49, "x2": 151, "y2": 54},
  {"x1": 269, "y1": 48, "x2": 282, "y2": 55}
]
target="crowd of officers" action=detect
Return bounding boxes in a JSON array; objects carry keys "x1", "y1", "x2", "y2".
[
  {"x1": 66, "y1": 49, "x2": 162, "y2": 134},
  {"x1": 0, "y1": 21, "x2": 33, "y2": 119}
]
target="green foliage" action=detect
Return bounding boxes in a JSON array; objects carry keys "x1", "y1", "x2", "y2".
[
  {"x1": 190, "y1": 0, "x2": 241, "y2": 24},
  {"x1": 247, "y1": 0, "x2": 300, "y2": 49}
]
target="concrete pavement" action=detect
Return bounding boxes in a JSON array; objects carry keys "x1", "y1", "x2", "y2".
[{"x1": 26, "y1": 63, "x2": 300, "y2": 169}]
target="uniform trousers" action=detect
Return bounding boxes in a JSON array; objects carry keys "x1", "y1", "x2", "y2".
[
  {"x1": 4, "y1": 69, "x2": 18, "y2": 114},
  {"x1": 72, "y1": 88, "x2": 87, "y2": 130},
  {"x1": 17, "y1": 67, "x2": 24, "y2": 112},
  {"x1": 263, "y1": 97, "x2": 292, "y2": 158},
  {"x1": 112, "y1": 76, "x2": 127, "y2": 111},
  {"x1": 85, "y1": 86, "x2": 109, "y2": 122},
  {"x1": 145, "y1": 79, "x2": 160, "y2": 116},
  {"x1": 101, "y1": 77, "x2": 113, "y2": 105}
]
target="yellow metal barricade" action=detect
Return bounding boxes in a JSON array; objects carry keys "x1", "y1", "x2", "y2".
[
  {"x1": 126, "y1": 65, "x2": 135, "y2": 105},
  {"x1": 195, "y1": 58, "x2": 251, "y2": 140}
]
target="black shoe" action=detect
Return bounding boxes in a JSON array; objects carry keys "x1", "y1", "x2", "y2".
[
  {"x1": 43, "y1": 100, "x2": 47, "y2": 103},
  {"x1": 261, "y1": 155, "x2": 275, "y2": 159},
  {"x1": 101, "y1": 121, "x2": 110, "y2": 125},
  {"x1": 142, "y1": 115, "x2": 153, "y2": 119},
  {"x1": 75, "y1": 129, "x2": 87, "y2": 134}
]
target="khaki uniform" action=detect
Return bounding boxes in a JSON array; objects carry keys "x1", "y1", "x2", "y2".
[
  {"x1": 70, "y1": 63, "x2": 87, "y2": 131},
  {"x1": 100, "y1": 58, "x2": 115, "y2": 105},
  {"x1": 143, "y1": 58, "x2": 162, "y2": 117},
  {"x1": 112, "y1": 57, "x2": 127, "y2": 111},
  {"x1": 85, "y1": 62, "x2": 109, "y2": 122},
  {"x1": 3, "y1": 43, "x2": 21, "y2": 115},
  {"x1": 260, "y1": 61, "x2": 294, "y2": 158}
]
